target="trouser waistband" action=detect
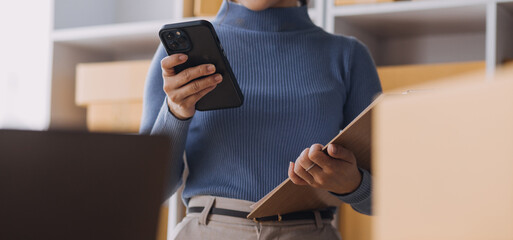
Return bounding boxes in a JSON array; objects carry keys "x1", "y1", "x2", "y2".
[{"x1": 187, "y1": 195, "x2": 333, "y2": 228}]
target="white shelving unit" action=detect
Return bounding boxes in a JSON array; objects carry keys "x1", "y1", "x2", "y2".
[
  {"x1": 52, "y1": 0, "x2": 183, "y2": 129},
  {"x1": 47, "y1": 0, "x2": 513, "y2": 149},
  {"x1": 326, "y1": 0, "x2": 513, "y2": 74}
]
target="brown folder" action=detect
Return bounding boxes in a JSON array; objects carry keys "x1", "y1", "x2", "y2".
[{"x1": 247, "y1": 95, "x2": 383, "y2": 219}]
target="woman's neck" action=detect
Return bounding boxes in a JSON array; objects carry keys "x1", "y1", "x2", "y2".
[{"x1": 215, "y1": 0, "x2": 316, "y2": 32}]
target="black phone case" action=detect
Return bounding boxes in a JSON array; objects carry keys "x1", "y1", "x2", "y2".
[{"x1": 159, "y1": 20, "x2": 244, "y2": 111}]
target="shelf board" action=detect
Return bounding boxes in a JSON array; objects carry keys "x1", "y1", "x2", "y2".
[
  {"x1": 52, "y1": 17, "x2": 215, "y2": 56},
  {"x1": 331, "y1": 0, "x2": 490, "y2": 16},
  {"x1": 333, "y1": 1, "x2": 487, "y2": 37}
]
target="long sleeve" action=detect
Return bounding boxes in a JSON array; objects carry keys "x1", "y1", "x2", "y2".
[
  {"x1": 334, "y1": 39, "x2": 382, "y2": 215},
  {"x1": 334, "y1": 168, "x2": 373, "y2": 215},
  {"x1": 140, "y1": 44, "x2": 191, "y2": 198}
]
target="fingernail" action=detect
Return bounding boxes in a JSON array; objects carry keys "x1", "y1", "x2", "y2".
[
  {"x1": 208, "y1": 65, "x2": 215, "y2": 72},
  {"x1": 214, "y1": 75, "x2": 222, "y2": 82},
  {"x1": 330, "y1": 144, "x2": 337, "y2": 154},
  {"x1": 179, "y1": 55, "x2": 187, "y2": 61}
]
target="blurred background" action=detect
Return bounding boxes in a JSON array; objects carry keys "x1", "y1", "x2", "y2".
[
  {"x1": 3, "y1": 0, "x2": 512, "y2": 132},
  {"x1": 0, "y1": 0, "x2": 52, "y2": 130},
  {"x1": 1, "y1": 0, "x2": 512, "y2": 240}
]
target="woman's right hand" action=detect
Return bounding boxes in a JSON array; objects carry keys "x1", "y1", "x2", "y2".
[{"x1": 161, "y1": 53, "x2": 223, "y2": 120}]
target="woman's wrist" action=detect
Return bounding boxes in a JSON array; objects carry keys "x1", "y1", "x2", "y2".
[
  {"x1": 167, "y1": 98, "x2": 193, "y2": 121},
  {"x1": 331, "y1": 169, "x2": 364, "y2": 196}
]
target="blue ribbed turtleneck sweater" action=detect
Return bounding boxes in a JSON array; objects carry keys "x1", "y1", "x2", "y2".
[{"x1": 140, "y1": 1, "x2": 382, "y2": 215}]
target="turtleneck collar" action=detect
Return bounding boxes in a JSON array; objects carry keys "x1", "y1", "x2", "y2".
[{"x1": 213, "y1": 1, "x2": 317, "y2": 32}]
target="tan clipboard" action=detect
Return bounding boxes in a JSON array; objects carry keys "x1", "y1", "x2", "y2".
[{"x1": 247, "y1": 95, "x2": 384, "y2": 219}]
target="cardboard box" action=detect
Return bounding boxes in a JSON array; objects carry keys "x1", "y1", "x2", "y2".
[
  {"x1": 377, "y1": 61, "x2": 485, "y2": 93},
  {"x1": 183, "y1": 0, "x2": 194, "y2": 18},
  {"x1": 336, "y1": 61, "x2": 486, "y2": 239},
  {"x1": 194, "y1": 0, "x2": 223, "y2": 17},
  {"x1": 86, "y1": 102, "x2": 143, "y2": 133},
  {"x1": 339, "y1": 203, "x2": 372, "y2": 240},
  {"x1": 76, "y1": 60, "x2": 151, "y2": 133},
  {"x1": 335, "y1": 0, "x2": 396, "y2": 6},
  {"x1": 157, "y1": 204, "x2": 169, "y2": 240},
  {"x1": 373, "y1": 67, "x2": 513, "y2": 240},
  {"x1": 76, "y1": 60, "x2": 151, "y2": 106}
]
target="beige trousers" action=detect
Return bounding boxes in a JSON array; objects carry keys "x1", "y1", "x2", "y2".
[{"x1": 170, "y1": 196, "x2": 341, "y2": 240}]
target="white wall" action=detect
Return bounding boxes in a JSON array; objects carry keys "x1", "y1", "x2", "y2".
[{"x1": 0, "y1": 0, "x2": 52, "y2": 130}]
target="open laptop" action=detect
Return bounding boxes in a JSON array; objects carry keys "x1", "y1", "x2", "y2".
[{"x1": 0, "y1": 130, "x2": 171, "y2": 240}]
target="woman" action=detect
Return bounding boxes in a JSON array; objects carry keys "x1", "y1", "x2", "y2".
[{"x1": 140, "y1": 0, "x2": 382, "y2": 239}]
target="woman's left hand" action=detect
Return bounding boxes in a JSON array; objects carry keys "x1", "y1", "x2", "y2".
[{"x1": 288, "y1": 143, "x2": 362, "y2": 195}]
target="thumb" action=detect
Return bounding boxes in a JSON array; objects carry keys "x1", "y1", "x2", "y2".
[{"x1": 327, "y1": 143, "x2": 356, "y2": 164}]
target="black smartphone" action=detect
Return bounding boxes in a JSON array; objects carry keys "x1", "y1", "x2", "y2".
[{"x1": 159, "y1": 20, "x2": 244, "y2": 111}]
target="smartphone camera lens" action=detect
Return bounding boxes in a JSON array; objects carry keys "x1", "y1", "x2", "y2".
[
  {"x1": 177, "y1": 36, "x2": 186, "y2": 44},
  {"x1": 169, "y1": 41, "x2": 178, "y2": 50},
  {"x1": 164, "y1": 29, "x2": 190, "y2": 51}
]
